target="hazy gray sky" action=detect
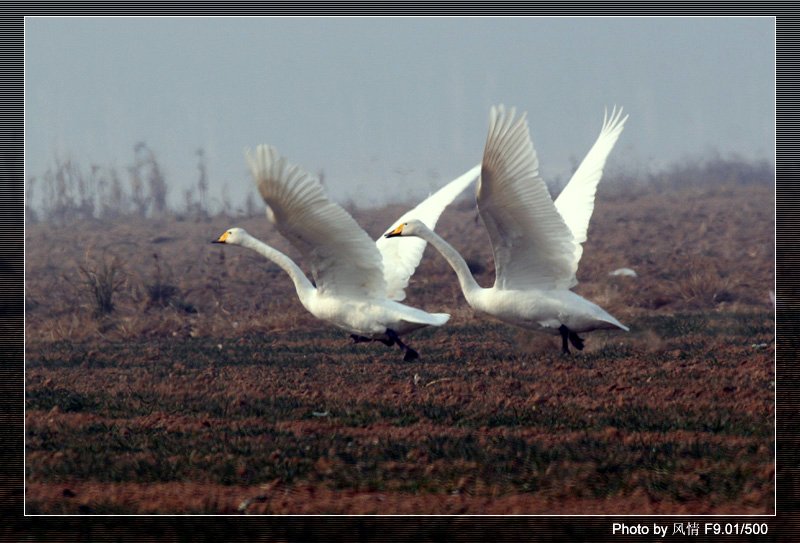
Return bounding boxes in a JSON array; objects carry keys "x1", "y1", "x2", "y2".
[{"x1": 25, "y1": 17, "x2": 774, "y2": 210}]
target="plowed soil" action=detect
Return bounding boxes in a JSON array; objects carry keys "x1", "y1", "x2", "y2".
[{"x1": 25, "y1": 182, "x2": 774, "y2": 514}]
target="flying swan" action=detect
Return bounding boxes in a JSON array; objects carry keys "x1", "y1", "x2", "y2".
[
  {"x1": 386, "y1": 105, "x2": 629, "y2": 354},
  {"x1": 214, "y1": 145, "x2": 480, "y2": 361}
]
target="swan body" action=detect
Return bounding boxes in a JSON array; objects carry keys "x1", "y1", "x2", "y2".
[
  {"x1": 386, "y1": 221, "x2": 626, "y2": 342},
  {"x1": 214, "y1": 145, "x2": 479, "y2": 360},
  {"x1": 386, "y1": 105, "x2": 629, "y2": 353},
  {"x1": 215, "y1": 228, "x2": 449, "y2": 338},
  {"x1": 468, "y1": 287, "x2": 627, "y2": 334}
]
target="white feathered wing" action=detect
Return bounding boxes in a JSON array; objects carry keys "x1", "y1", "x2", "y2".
[
  {"x1": 554, "y1": 106, "x2": 628, "y2": 267},
  {"x1": 478, "y1": 105, "x2": 578, "y2": 291},
  {"x1": 478, "y1": 105, "x2": 627, "y2": 291},
  {"x1": 375, "y1": 164, "x2": 481, "y2": 301},
  {"x1": 246, "y1": 145, "x2": 388, "y2": 299}
]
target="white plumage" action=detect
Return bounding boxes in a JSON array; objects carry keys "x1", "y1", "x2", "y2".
[
  {"x1": 376, "y1": 164, "x2": 481, "y2": 301},
  {"x1": 215, "y1": 145, "x2": 479, "y2": 360},
  {"x1": 386, "y1": 105, "x2": 629, "y2": 354}
]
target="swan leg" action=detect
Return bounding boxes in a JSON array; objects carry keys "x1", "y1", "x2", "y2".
[
  {"x1": 558, "y1": 325, "x2": 585, "y2": 354},
  {"x1": 386, "y1": 329, "x2": 419, "y2": 361},
  {"x1": 559, "y1": 325, "x2": 571, "y2": 354}
]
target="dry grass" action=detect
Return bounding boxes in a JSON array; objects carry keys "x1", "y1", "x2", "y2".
[{"x1": 77, "y1": 250, "x2": 127, "y2": 317}]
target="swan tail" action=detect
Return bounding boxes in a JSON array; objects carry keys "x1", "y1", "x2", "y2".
[
  {"x1": 428, "y1": 312, "x2": 451, "y2": 326},
  {"x1": 402, "y1": 311, "x2": 450, "y2": 327},
  {"x1": 602, "y1": 314, "x2": 629, "y2": 332}
]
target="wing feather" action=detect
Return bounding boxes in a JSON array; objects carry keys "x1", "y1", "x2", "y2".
[
  {"x1": 554, "y1": 106, "x2": 627, "y2": 266},
  {"x1": 375, "y1": 164, "x2": 480, "y2": 301},
  {"x1": 478, "y1": 105, "x2": 577, "y2": 290},
  {"x1": 246, "y1": 145, "x2": 387, "y2": 298}
]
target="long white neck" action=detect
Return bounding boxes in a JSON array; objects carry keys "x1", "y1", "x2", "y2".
[
  {"x1": 238, "y1": 232, "x2": 316, "y2": 306},
  {"x1": 412, "y1": 226, "x2": 483, "y2": 303}
]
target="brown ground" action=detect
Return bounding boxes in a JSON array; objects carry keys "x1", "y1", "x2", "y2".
[{"x1": 25, "y1": 182, "x2": 774, "y2": 514}]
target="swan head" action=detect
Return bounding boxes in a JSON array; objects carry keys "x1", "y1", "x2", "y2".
[
  {"x1": 212, "y1": 227, "x2": 248, "y2": 245},
  {"x1": 384, "y1": 219, "x2": 427, "y2": 239}
]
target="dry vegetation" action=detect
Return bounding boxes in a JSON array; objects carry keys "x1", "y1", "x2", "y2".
[{"x1": 25, "y1": 160, "x2": 774, "y2": 514}]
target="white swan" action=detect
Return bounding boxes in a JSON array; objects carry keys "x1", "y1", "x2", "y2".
[
  {"x1": 214, "y1": 145, "x2": 480, "y2": 360},
  {"x1": 385, "y1": 105, "x2": 629, "y2": 354}
]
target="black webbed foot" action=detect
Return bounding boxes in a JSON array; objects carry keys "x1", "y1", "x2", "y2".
[
  {"x1": 386, "y1": 328, "x2": 418, "y2": 361},
  {"x1": 568, "y1": 330, "x2": 585, "y2": 351},
  {"x1": 403, "y1": 348, "x2": 419, "y2": 362}
]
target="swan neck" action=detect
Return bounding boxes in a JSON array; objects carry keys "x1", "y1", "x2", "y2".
[
  {"x1": 417, "y1": 227, "x2": 481, "y2": 300},
  {"x1": 239, "y1": 234, "x2": 315, "y2": 301}
]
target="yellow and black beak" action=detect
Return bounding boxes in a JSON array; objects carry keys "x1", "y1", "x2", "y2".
[
  {"x1": 212, "y1": 231, "x2": 229, "y2": 244},
  {"x1": 384, "y1": 224, "x2": 405, "y2": 238}
]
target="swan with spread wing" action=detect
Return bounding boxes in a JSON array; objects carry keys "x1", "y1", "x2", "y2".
[
  {"x1": 386, "y1": 105, "x2": 629, "y2": 354},
  {"x1": 214, "y1": 145, "x2": 480, "y2": 361}
]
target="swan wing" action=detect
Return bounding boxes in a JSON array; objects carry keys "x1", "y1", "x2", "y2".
[
  {"x1": 554, "y1": 106, "x2": 627, "y2": 266},
  {"x1": 375, "y1": 164, "x2": 480, "y2": 301},
  {"x1": 246, "y1": 145, "x2": 387, "y2": 298},
  {"x1": 478, "y1": 105, "x2": 577, "y2": 290}
]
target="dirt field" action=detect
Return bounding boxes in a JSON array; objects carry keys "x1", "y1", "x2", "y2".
[{"x1": 25, "y1": 181, "x2": 774, "y2": 514}]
